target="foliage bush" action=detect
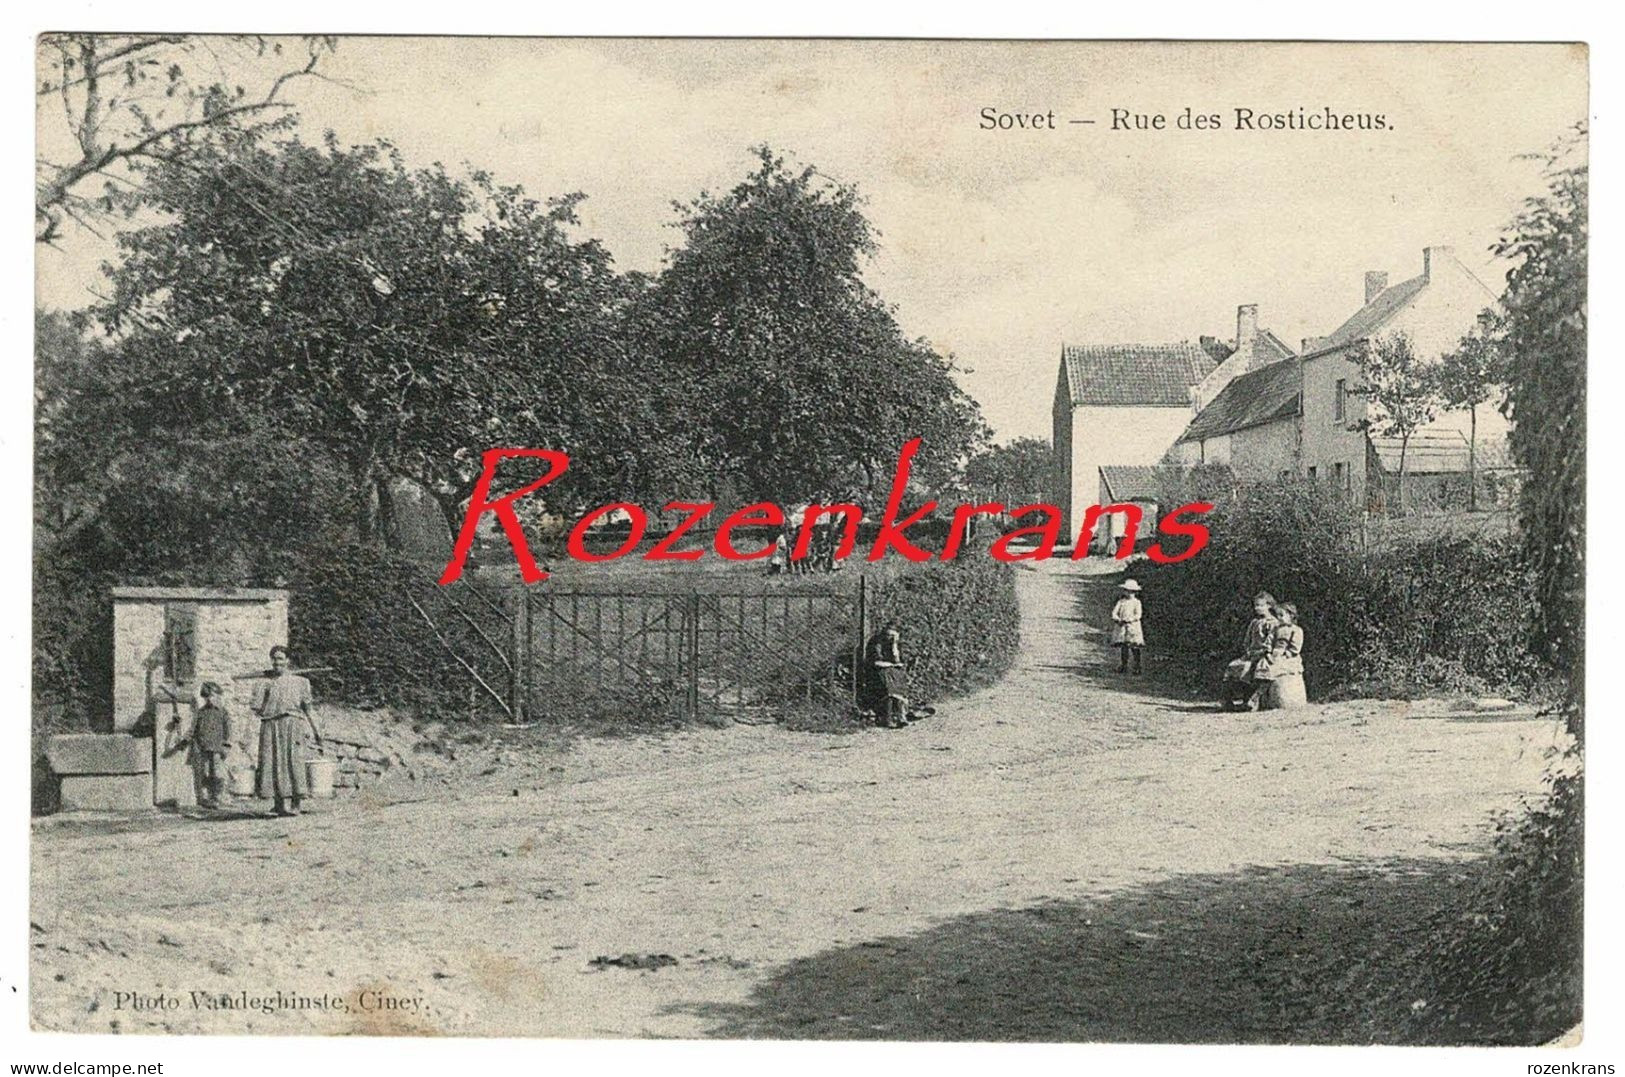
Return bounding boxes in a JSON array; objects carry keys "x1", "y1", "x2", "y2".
[
  {"x1": 1411, "y1": 762, "x2": 1583, "y2": 1042},
  {"x1": 873, "y1": 550, "x2": 1021, "y2": 706},
  {"x1": 291, "y1": 541, "x2": 1020, "y2": 730},
  {"x1": 1135, "y1": 479, "x2": 1550, "y2": 699},
  {"x1": 1335, "y1": 760, "x2": 1582, "y2": 1044}
]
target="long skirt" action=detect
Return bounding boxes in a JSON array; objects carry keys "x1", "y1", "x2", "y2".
[
  {"x1": 1259, "y1": 674, "x2": 1308, "y2": 710},
  {"x1": 256, "y1": 715, "x2": 309, "y2": 799},
  {"x1": 878, "y1": 666, "x2": 908, "y2": 700}
]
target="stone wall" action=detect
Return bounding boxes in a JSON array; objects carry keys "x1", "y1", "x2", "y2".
[
  {"x1": 112, "y1": 587, "x2": 290, "y2": 733},
  {"x1": 110, "y1": 587, "x2": 289, "y2": 806}
]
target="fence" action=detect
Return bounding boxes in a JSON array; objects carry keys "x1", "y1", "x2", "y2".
[{"x1": 414, "y1": 578, "x2": 871, "y2": 724}]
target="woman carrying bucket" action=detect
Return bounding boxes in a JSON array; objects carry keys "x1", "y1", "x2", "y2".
[{"x1": 249, "y1": 645, "x2": 324, "y2": 817}]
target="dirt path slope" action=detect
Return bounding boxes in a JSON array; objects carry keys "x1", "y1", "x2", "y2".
[{"x1": 30, "y1": 560, "x2": 1566, "y2": 1039}]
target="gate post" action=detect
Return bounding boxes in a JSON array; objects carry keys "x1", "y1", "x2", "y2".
[
  {"x1": 853, "y1": 575, "x2": 868, "y2": 706},
  {"x1": 686, "y1": 592, "x2": 701, "y2": 718},
  {"x1": 510, "y1": 589, "x2": 527, "y2": 723}
]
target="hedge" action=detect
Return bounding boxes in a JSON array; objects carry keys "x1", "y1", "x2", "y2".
[
  {"x1": 291, "y1": 540, "x2": 1020, "y2": 726},
  {"x1": 872, "y1": 551, "x2": 1020, "y2": 705},
  {"x1": 1135, "y1": 479, "x2": 1551, "y2": 699}
]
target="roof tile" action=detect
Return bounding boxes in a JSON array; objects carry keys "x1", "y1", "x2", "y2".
[
  {"x1": 1319, "y1": 274, "x2": 1428, "y2": 351},
  {"x1": 1178, "y1": 358, "x2": 1302, "y2": 442},
  {"x1": 1061, "y1": 342, "x2": 1215, "y2": 407}
]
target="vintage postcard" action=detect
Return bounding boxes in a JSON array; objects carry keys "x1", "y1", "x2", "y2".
[{"x1": 30, "y1": 37, "x2": 1587, "y2": 1045}]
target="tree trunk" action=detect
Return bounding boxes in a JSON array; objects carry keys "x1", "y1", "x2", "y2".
[{"x1": 1467, "y1": 403, "x2": 1479, "y2": 512}]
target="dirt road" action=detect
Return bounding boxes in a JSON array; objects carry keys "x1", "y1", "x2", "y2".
[{"x1": 30, "y1": 560, "x2": 1567, "y2": 1039}]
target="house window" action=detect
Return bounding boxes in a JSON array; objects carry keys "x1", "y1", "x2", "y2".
[
  {"x1": 1307, "y1": 466, "x2": 1318, "y2": 480},
  {"x1": 1334, "y1": 461, "x2": 1346, "y2": 489},
  {"x1": 1334, "y1": 379, "x2": 1347, "y2": 423}
]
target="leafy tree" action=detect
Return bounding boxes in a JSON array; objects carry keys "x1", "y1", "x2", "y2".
[
  {"x1": 1434, "y1": 309, "x2": 1512, "y2": 512},
  {"x1": 1350, "y1": 330, "x2": 1441, "y2": 514},
  {"x1": 97, "y1": 131, "x2": 640, "y2": 542},
  {"x1": 964, "y1": 437, "x2": 1054, "y2": 508},
  {"x1": 1494, "y1": 124, "x2": 1586, "y2": 720},
  {"x1": 646, "y1": 147, "x2": 986, "y2": 506},
  {"x1": 35, "y1": 34, "x2": 338, "y2": 243}
]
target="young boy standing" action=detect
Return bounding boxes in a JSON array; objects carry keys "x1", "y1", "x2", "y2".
[{"x1": 191, "y1": 681, "x2": 231, "y2": 808}]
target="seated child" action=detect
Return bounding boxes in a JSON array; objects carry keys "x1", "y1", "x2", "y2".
[
  {"x1": 1223, "y1": 591, "x2": 1278, "y2": 710},
  {"x1": 1255, "y1": 602, "x2": 1307, "y2": 709}
]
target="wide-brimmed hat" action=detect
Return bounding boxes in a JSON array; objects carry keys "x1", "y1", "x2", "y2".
[{"x1": 1119, "y1": 579, "x2": 1142, "y2": 592}]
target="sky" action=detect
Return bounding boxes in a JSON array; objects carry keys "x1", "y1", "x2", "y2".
[{"x1": 35, "y1": 38, "x2": 1588, "y2": 441}]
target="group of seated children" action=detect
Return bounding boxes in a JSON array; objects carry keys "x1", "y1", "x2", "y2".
[{"x1": 1222, "y1": 591, "x2": 1307, "y2": 710}]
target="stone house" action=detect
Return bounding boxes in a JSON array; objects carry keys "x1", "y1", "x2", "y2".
[
  {"x1": 1166, "y1": 305, "x2": 1301, "y2": 479},
  {"x1": 1163, "y1": 246, "x2": 1511, "y2": 508},
  {"x1": 1298, "y1": 246, "x2": 1508, "y2": 508},
  {"x1": 1051, "y1": 305, "x2": 1289, "y2": 541}
]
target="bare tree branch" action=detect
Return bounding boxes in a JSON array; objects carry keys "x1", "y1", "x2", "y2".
[{"x1": 35, "y1": 33, "x2": 338, "y2": 243}]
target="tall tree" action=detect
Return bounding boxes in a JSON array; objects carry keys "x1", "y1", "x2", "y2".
[
  {"x1": 647, "y1": 147, "x2": 986, "y2": 505},
  {"x1": 35, "y1": 34, "x2": 337, "y2": 243},
  {"x1": 965, "y1": 437, "x2": 1054, "y2": 508},
  {"x1": 97, "y1": 131, "x2": 637, "y2": 543},
  {"x1": 1350, "y1": 331, "x2": 1441, "y2": 514},
  {"x1": 1495, "y1": 125, "x2": 1586, "y2": 723},
  {"x1": 1434, "y1": 309, "x2": 1511, "y2": 511}
]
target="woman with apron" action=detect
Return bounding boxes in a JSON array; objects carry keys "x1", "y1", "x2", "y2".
[
  {"x1": 866, "y1": 620, "x2": 909, "y2": 729},
  {"x1": 250, "y1": 645, "x2": 323, "y2": 817}
]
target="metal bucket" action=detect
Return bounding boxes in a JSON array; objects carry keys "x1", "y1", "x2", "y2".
[
  {"x1": 305, "y1": 757, "x2": 338, "y2": 798},
  {"x1": 228, "y1": 766, "x2": 257, "y2": 797}
]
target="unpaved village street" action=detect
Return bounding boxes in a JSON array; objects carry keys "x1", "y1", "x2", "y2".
[{"x1": 30, "y1": 560, "x2": 1568, "y2": 1040}]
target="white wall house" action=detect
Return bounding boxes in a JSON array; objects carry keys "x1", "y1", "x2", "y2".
[
  {"x1": 1299, "y1": 246, "x2": 1507, "y2": 508},
  {"x1": 1052, "y1": 306, "x2": 1296, "y2": 542},
  {"x1": 1052, "y1": 342, "x2": 1216, "y2": 542}
]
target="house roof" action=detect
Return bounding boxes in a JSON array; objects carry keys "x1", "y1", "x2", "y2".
[
  {"x1": 1098, "y1": 465, "x2": 1169, "y2": 503},
  {"x1": 1060, "y1": 342, "x2": 1217, "y2": 407},
  {"x1": 1198, "y1": 330, "x2": 1297, "y2": 368},
  {"x1": 1316, "y1": 274, "x2": 1429, "y2": 352},
  {"x1": 1177, "y1": 356, "x2": 1303, "y2": 443},
  {"x1": 1371, "y1": 432, "x2": 1518, "y2": 474}
]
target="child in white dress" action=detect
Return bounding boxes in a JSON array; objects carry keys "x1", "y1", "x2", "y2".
[{"x1": 1111, "y1": 579, "x2": 1145, "y2": 675}]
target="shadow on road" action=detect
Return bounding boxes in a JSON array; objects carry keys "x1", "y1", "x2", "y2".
[
  {"x1": 1045, "y1": 571, "x2": 1218, "y2": 705},
  {"x1": 674, "y1": 857, "x2": 1557, "y2": 1045}
]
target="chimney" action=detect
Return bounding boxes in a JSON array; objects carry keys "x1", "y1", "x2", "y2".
[
  {"x1": 1364, "y1": 271, "x2": 1389, "y2": 305},
  {"x1": 1235, "y1": 303, "x2": 1259, "y2": 369},
  {"x1": 1423, "y1": 245, "x2": 1454, "y2": 280}
]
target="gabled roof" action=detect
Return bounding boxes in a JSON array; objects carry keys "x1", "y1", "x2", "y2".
[
  {"x1": 1198, "y1": 330, "x2": 1297, "y2": 368},
  {"x1": 1059, "y1": 342, "x2": 1217, "y2": 407},
  {"x1": 1099, "y1": 465, "x2": 1170, "y2": 503},
  {"x1": 1177, "y1": 356, "x2": 1302, "y2": 443},
  {"x1": 1317, "y1": 274, "x2": 1429, "y2": 352},
  {"x1": 1255, "y1": 330, "x2": 1298, "y2": 364}
]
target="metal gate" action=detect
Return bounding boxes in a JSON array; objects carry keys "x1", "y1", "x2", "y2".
[
  {"x1": 522, "y1": 584, "x2": 868, "y2": 723},
  {"x1": 410, "y1": 578, "x2": 870, "y2": 724}
]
